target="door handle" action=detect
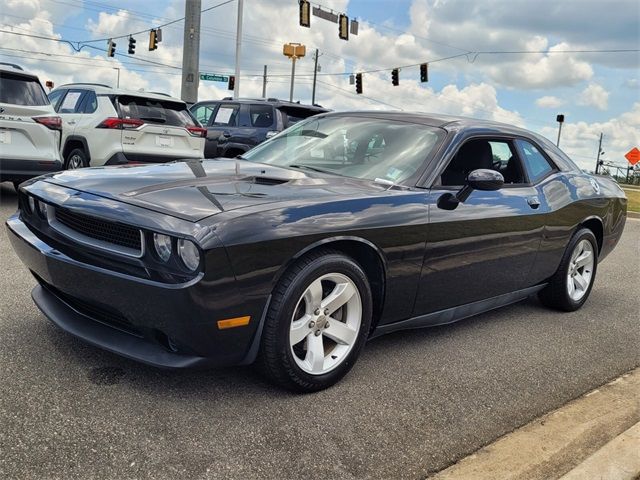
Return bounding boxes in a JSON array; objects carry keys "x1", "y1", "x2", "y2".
[
  {"x1": 527, "y1": 196, "x2": 541, "y2": 209},
  {"x1": 67, "y1": 120, "x2": 76, "y2": 125},
  {"x1": 222, "y1": 131, "x2": 231, "y2": 138}
]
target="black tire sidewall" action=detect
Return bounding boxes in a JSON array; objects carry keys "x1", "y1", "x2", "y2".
[
  {"x1": 65, "y1": 148, "x2": 88, "y2": 169},
  {"x1": 558, "y1": 229, "x2": 599, "y2": 310},
  {"x1": 267, "y1": 253, "x2": 372, "y2": 391}
]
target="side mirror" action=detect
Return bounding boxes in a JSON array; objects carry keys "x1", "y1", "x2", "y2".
[
  {"x1": 437, "y1": 169, "x2": 504, "y2": 210},
  {"x1": 265, "y1": 130, "x2": 278, "y2": 139}
]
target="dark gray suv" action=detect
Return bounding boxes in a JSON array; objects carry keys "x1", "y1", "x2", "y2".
[{"x1": 189, "y1": 98, "x2": 328, "y2": 158}]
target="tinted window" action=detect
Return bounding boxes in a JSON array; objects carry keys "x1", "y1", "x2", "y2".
[
  {"x1": 243, "y1": 116, "x2": 444, "y2": 183},
  {"x1": 58, "y1": 90, "x2": 85, "y2": 113},
  {"x1": 80, "y1": 91, "x2": 98, "y2": 114},
  {"x1": 516, "y1": 139, "x2": 555, "y2": 182},
  {"x1": 117, "y1": 96, "x2": 194, "y2": 126},
  {"x1": 278, "y1": 106, "x2": 321, "y2": 127},
  {"x1": 0, "y1": 72, "x2": 49, "y2": 106},
  {"x1": 191, "y1": 103, "x2": 216, "y2": 125},
  {"x1": 212, "y1": 104, "x2": 239, "y2": 126},
  {"x1": 48, "y1": 89, "x2": 66, "y2": 110},
  {"x1": 250, "y1": 104, "x2": 274, "y2": 127}
]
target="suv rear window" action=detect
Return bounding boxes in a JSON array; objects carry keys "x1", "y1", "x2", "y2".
[
  {"x1": 278, "y1": 106, "x2": 323, "y2": 127},
  {"x1": 0, "y1": 72, "x2": 49, "y2": 106},
  {"x1": 117, "y1": 95, "x2": 194, "y2": 127}
]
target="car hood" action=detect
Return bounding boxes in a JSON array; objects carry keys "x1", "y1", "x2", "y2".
[{"x1": 42, "y1": 159, "x2": 384, "y2": 222}]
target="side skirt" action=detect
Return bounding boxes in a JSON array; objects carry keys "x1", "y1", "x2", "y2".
[{"x1": 370, "y1": 284, "x2": 546, "y2": 339}]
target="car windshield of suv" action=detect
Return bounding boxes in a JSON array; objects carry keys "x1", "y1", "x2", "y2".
[
  {"x1": 0, "y1": 72, "x2": 49, "y2": 106},
  {"x1": 242, "y1": 115, "x2": 444, "y2": 183},
  {"x1": 117, "y1": 96, "x2": 195, "y2": 127}
]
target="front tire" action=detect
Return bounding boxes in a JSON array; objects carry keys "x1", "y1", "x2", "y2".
[
  {"x1": 538, "y1": 228, "x2": 598, "y2": 311},
  {"x1": 258, "y1": 249, "x2": 372, "y2": 392},
  {"x1": 65, "y1": 148, "x2": 89, "y2": 169}
]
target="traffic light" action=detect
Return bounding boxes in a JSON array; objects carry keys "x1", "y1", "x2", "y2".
[
  {"x1": 128, "y1": 36, "x2": 136, "y2": 55},
  {"x1": 338, "y1": 14, "x2": 349, "y2": 40},
  {"x1": 420, "y1": 63, "x2": 428, "y2": 82},
  {"x1": 299, "y1": 0, "x2": 310, "y2": 27},
  {"x1": 228, "y1": 75, "x2": 235, "y2": 91},
  {"x1": 149, "y1": 29, "x2": 158, "y2": 51},
  {"x1": 107, "y1": 39, "x2": 116, "y2": 57},
  {"x1": 355, "y1": 73, "x2": 362, "y2": 94},
  {"x1": 391, "y1": 68, "x2": 399, "y2": 86}
]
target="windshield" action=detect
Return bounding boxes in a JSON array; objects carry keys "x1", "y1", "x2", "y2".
[{"x1": 242, "y1": 115, "x2": 444, "y2": 183}]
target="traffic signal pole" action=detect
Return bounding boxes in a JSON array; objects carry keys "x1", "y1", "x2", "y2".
[
  {"x1": 233, "y1": 0, "x2": 244, "y2": 99},
  {"x1": 181, "y1": 0, "x2": 201, "y2": 104},
  {"x1": 312, "y1": 48, "x2": 319, "y2": 105}
]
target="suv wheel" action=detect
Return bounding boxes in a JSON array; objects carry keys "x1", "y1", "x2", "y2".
[{"x1": 65, "y1": 148, "x2": 88, "y2": 169}]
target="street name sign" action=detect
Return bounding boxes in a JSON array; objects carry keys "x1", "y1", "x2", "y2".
[{"x1": 199, "y1": 73, "x2": 229, "y2": 82}]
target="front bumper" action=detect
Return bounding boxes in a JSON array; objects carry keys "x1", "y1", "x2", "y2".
[{"x1": 6, "y1": 215, "x2": 265, "y2": 368}]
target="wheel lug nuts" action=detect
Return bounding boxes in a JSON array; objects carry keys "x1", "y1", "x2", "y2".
[
  {"x1": 308, "y1": 321, "x2": 315, "y2": 328},
  {"x1": 314, "y1": 330, "x2": 321, "y2": 336},
  {"x1": 314, "y1": 308, "x2": 320, "y2": 315},
  {"x1": 324, "y1": 308, "x2": 329, "y2": 315},
  {"x1": 324, "y1": 322, "x2": 329, "y2": 328}
]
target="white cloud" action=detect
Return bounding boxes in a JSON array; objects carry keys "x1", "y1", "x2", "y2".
[
  {"x1": 540, "y1": 102, "x2": 640, "y2": 171},
  {"x1": 578, "y1": 83, "x2": 609, "y2": 110},
  {"x1": 535, "y1": 96, "x2": 565, "y2": 109}
]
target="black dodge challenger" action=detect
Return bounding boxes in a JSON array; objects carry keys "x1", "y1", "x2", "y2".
[{"x1": 7, "y1": 112, "x2": 627, "y2": 392}]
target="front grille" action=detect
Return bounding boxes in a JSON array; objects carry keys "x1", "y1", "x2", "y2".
[
  {"x1": 41, "y1": 280, "x2": 143, "y2": 337},
  {"x1": 54, "y1": 207, "x2": 142, "y2": 252}
]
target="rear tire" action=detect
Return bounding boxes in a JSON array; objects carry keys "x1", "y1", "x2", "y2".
[
  {"x1": 65, "y1": 148, "x2": 88, "y2": 169},
  {"x1": 258, "y1": 249, "x2": 372, "y2": 392},
  {"x1": 538, "y1": 228, "x2": 598, "y2": 311}
]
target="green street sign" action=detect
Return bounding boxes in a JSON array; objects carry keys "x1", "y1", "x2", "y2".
[{"x1": 199, "y1": 73, "x2": 229, "y2": 82}]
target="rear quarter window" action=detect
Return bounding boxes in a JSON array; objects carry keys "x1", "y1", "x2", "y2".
[
  {"x1": 117, "y1": 95, "x2": 194, "y2": 127},
  {"x1": 0, "y1": 72, "x2": 49, "y2": 106}
]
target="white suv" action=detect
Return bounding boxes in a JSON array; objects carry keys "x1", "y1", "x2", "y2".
[
  {"x1": 48, "y1": 84, "x2": 205, "y2": 169},
  {"x1": 0, "y1": 63, "x2": 63, "y2": 189}
]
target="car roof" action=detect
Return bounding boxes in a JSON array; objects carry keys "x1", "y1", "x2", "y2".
[
  {"x1": 319, "y1": 110, "x2": 535, "y2": 135},
  {"x1": 0, "y1": 63, "x2": 39, "y2": 79},
  {"x1": 51, "y1": 83, "x2": 185, "y2": 103},
  {"x1": 192, "y1": 97, "x2": 328, "y2": 112}
]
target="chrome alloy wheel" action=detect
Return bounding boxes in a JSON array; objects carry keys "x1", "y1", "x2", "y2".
[
  {"x1": 289, "y1": 273, "x2": 362, "y2": 375},
  {"x1": 567, "y1": 239, "x2": 595, "y2": 302},
  {"x1": 68, "y1": 154, "x2": 83, "y2": 169}
]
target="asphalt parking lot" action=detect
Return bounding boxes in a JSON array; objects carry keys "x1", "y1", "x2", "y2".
[{"x1": 0, "y1": 182, "x2": 638, "y2": 480}]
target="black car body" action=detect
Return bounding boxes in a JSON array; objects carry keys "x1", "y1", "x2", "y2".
[
  {"x1": 189, "y1": 98, "x2": 328, "y2": 158},
  {"x1": 6, "y1": 112, "x2": 627, "y2": 390}
]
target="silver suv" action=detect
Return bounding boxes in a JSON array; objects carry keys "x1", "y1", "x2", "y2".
[
  {"x1": 0, "y1": 63, "x2": 63, "y2": 189},
  {"x1": 48, "y1": 84, "x2": 205, "y2": 169}
]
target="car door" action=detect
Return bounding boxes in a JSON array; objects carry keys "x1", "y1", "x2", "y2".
[
  {"x1": 206, "y1": 102, "x2": 240, "y2": 156},
  {"x1": 413, "y1": 136, "x2": 546, "y2": 315}
]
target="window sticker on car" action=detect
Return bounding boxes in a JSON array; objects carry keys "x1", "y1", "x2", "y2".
[
  {"x1": 386, "y1": 167, "x2": 403, "y2": 181},
  {"x1": 215, "y1": 107, "x2": 234, "y2": 124},
  {"x1": 60, "y1": 91, "x2": 82, "y2": 111}
]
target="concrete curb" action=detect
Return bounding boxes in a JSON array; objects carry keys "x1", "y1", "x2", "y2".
[{"x1": 430, "y1": 368, "x2": 640, "y2": 480}]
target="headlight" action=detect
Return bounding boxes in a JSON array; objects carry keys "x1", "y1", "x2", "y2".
[
  {"x1": 36, "y1": 200, "x2": 47, "y2": 219},
  {"x1": 153, "y1": 233, "x2": 172, "y2": 262},
  {"x1": 177, "y1": 238, "x2": 200, "y2": 272},
  {"x1": 27, "y1": 196, "x2": 36, "y2": 213}
]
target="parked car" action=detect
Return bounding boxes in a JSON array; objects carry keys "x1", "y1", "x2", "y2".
[
  {"x1": 7, "y1": 112, "x2": 627, "y2": 392},
  {"x1": 47, "y1": 84, "x2": 205, "y2": 169},
  {"x1": 189, "y1": 97, "x2": 328, "y2": 158},
  {"x1": 0, "y1": 63, "x2": 62, "y2": 190}
]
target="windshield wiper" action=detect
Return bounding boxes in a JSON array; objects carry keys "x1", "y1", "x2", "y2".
[{"x1": 289, "y1": 164, "x2": 342, "y2": 176}]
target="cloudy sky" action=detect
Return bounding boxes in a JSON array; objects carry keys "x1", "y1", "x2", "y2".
[{"x1": 1, "y1": 0, "x2": 638, "y2": 171}]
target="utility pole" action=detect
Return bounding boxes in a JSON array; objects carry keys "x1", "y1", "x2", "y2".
[
  {"x1": 233, "y1": 0, "x2": 244, "y2": 99},
  {"x1": 311, "y1": 48, "x2": 319, "y2": 105},
  {"x1": 556, "y1": 114, "x2": 564, "y2": 147},
  {"x1": 262, "y1": 65, "x2": 267, "y2": 98},
  {"x1": 113, "y1": 67, "x2": 120, "y2": 88},
  {"x1": 181, "y1": 0, "x2": 201, "y2": 104},
  {"x1": 595, "y1": 132, "x2": 604, "y2": 174}
]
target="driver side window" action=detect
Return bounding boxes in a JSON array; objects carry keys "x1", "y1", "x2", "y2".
[{"x1": 440, "y1": 138, "x2": 525, "y2": 186}]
